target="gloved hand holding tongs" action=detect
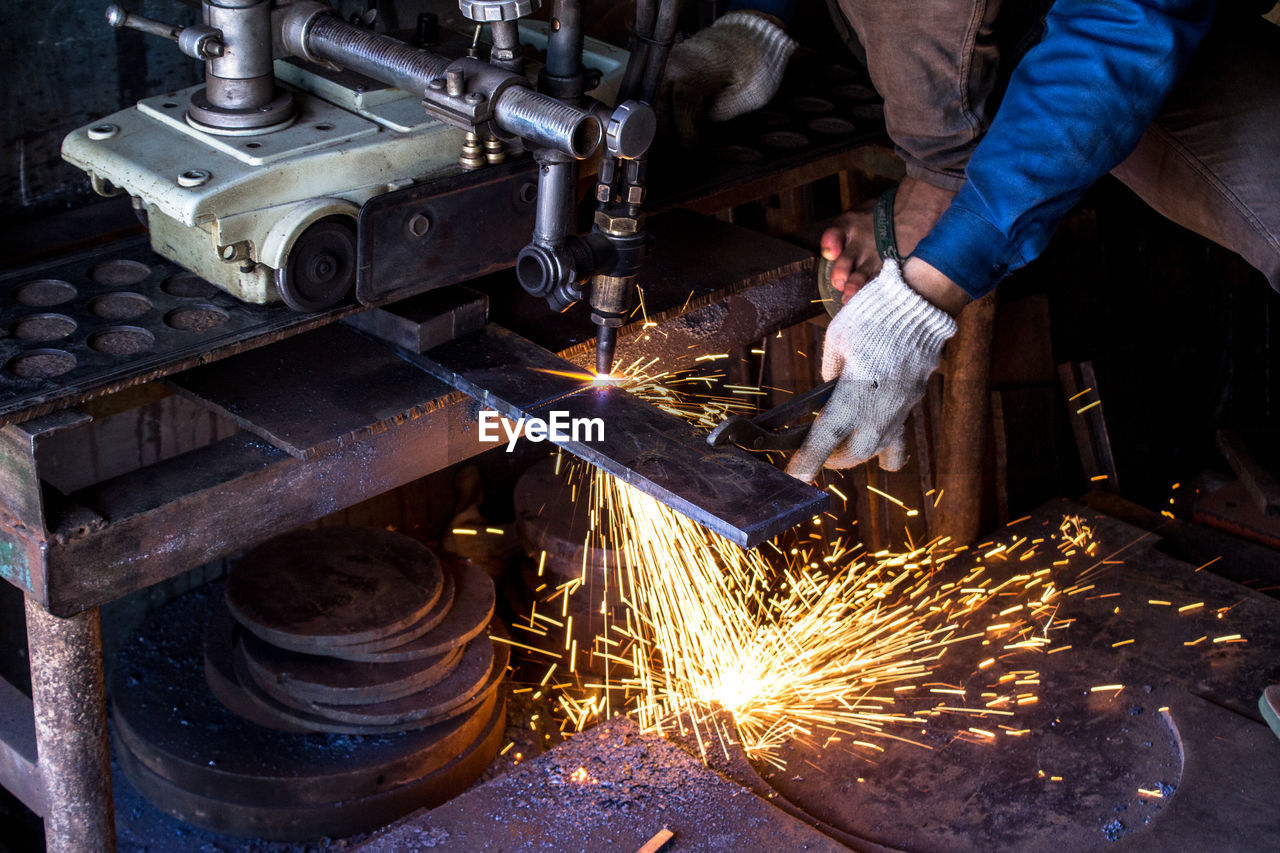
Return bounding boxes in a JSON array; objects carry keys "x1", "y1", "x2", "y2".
[
  {"x1": 710, "y1": 190, "x2": 962, "y2": 483},
  {"x1": 785, "y1": 258, "x2": 956, "y2": 482}
]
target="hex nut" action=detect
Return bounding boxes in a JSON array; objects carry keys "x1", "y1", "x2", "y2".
[{"x1": 594, "y1": 210, "x2": 641, "y2": 236}]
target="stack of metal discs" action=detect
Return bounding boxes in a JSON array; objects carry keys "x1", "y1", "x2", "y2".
[{"x1": 112, "y1": 527, "x2": 505, "y2": 841}]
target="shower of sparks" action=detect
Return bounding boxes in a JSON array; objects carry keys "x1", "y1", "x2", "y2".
[
  {"x1": 600, "y1": 355, "x2": 755, "y2": 430},
  {"x1": 507, "y1": 359, "x2": 1102, "y2": 766},
  {"x1": 512, "y1": 357, "x2": 1237, "y2": 769},
  {"x1": 527, "y1": 455, "x2": 1102, "y2": 767}
]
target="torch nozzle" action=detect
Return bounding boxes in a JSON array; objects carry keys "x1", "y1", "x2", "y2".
[{"x1": 596, "y1": 325, "x2": 617, "y2": 378}]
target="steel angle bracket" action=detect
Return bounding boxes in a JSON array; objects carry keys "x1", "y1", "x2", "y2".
[{"x1": 403, "y1": 327, "x2": 827, "y2": 548}]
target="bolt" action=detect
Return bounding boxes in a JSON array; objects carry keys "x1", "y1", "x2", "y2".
[
  {"x1": 407, "y1": 214, "x2": 431, "y2": 238},
  {"x1": 465, "y1": 92, "x2": 485, "y2": 105},
  {"x1": 428, "y1": 77, "x2": 445, "y2": 91},
  {"x1": 446, "y1": 68, "x2": 465, "y2": 98},
  {"x1": 177, "y1": 169, "x2": 211, "y2": 188}
]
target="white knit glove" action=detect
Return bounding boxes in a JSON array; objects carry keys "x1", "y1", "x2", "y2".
[
  {"x1": 787, "y1": 259, "x2": 957, "y2": 482},
  {"x1": 659, "y1": 12, "x2": 797, "y2": 146}
]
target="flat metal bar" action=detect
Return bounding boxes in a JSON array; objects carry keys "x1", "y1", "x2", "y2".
[
  {"x1": 0, "y1": 675, "x2": 44, "y2": 817},
  {"x1": 409, "y1": 327, "x2": 827, "y2": 547},
  {"x1": 167, "y1": 325, "x2": 456, "y2": 459},
  {"x1": 32, "y1": 404, "x2": 482, "y2": 616}
]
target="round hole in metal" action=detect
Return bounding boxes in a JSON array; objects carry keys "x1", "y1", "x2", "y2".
[
  {"x1": 760, "y1": 131, "x2": 810, "y2": 150},
  {"x1": 88, "y1": 326, "x2": 156, "y2": 356},
  {"x1": 162, "y1": 272, "x2": 218, "y2": 299}
]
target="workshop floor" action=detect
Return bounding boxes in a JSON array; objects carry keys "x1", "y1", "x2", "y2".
[{"x1": 91, "y1": 501, "x2": 1280, "y2": 852}]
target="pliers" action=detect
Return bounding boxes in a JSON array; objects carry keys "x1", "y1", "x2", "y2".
[{"x1": 706, "y1": 379, "x2": 836, "y2": 451}]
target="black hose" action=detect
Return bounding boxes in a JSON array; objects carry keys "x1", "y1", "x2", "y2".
[
  {"x1": 639, "y1": 0, "x2": 683, "y2": 103},
  {"x1": 619, "y1": 0, "x2": 658, "y2": 103}
]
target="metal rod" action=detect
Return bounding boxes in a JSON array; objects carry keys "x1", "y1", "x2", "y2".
[
  {"x1": 26, "y1": 599, "x2": 114, "y2": 853},
  {"x1": 618, "y1": 0, "x2": 656, "y2": 102},
  {"x1": 545, "y1": 0, "x2": 583, "y2": 82},
  {"x1": 488, "y1": 19, "x2": 522, "y2": 72},
  {"x1": 302, "y1": 14, "x2": 599, "y2": 157},
  {"x1": 105, "y1": 4, "x2": 182, "y2": 41},
  {"x1": 494, "y1": 87, "x2": 601, "y2": 157},
  {"x1": 305, "y1": 14, "x2": 451, "y2": 96},
  {"x1": 532, "y1": 156, "x2": 574, "y2": 247}
]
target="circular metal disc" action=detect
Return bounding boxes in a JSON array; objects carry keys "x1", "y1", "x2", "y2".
[
  {"x1": 226, "y1": 527, "x2": 445, "y2": 650},
  {"x1": 323, "y1": 566, "x2": 458, "y2": 657},
  {"x1": 267, "y1": 635, "x2": 495, "y2": 728},
  {"x1": 115, "y1": 586, "x2": 503, "y2": 810},
  {"x1": 204, "y1": 597, "x2": 312, "y2": 733},
  {"x1": 330, "y1": 561, "x2": 495, "y2": 663},
  {"x1": 115, "y1": 695, "x2": 506, "y2": 842},
  {"x1": 239, "y1": 627, "x2": 463, "y2": 707},
  {"x1": 230, "y1": 629, "x2": 508, "y2": 736}
]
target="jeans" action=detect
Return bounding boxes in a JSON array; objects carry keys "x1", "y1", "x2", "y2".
[{"x1": 832, "y1": 0, "x2": 1280, "y2": 288}]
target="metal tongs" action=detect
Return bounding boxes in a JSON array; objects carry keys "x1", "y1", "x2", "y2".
[{"x1": 706, "y1": 379, "x2": 837, "y2": 451}]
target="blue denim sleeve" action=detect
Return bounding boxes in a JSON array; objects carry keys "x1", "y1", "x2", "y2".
[
  {"x1": 912, "y1": 0, "x2": 1215, "y2": 299},
  {"x1": 727, "y1": 0, "x2": 794, "y2": 26}
]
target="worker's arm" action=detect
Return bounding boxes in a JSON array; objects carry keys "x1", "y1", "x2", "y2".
[
  {"x1": 791, "y1": 0, "x2": 1217, "y2": 481},
  {"x1": 911, "y1": 0, "x2": 1216, "y2": 301}
]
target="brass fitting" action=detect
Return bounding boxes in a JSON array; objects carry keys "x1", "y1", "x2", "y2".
[
  {"x1": 593, "y1": 209, "x2": 644, "y2": 237},
  {"x1": 458, "y1": 132, "x2": 486, "y2": 170}
]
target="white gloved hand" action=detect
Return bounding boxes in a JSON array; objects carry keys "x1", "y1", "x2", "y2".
[
  {"x1": 659, "y1": 12, "x2": 797, "y2": 146},
  {"x1": 786, "y1": 259, "x2": 957, "y2": 482}
]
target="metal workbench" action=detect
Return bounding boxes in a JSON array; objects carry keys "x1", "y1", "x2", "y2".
[{"x1": 0, "y1": 209, "x2": 825, "y2": 852}]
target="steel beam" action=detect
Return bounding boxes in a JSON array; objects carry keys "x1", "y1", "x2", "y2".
[
  {"x1": 0, "y1": 675, "x2": 44, "y2": 817},
  {"x1": 26, "y1": 600, "x2": 114, "y2": 853}
]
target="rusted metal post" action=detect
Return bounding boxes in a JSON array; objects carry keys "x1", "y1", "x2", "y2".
[
  {"x1": 25, "y1": 598, "x2": 115, "y2": 853},
  {"x1": 933, "y1": 293, "x2": 997, "y2": 547}
]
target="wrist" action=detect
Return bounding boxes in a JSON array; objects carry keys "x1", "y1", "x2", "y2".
[{"x1": 903, "y1": 256, "x2": 970, "y2": 317}]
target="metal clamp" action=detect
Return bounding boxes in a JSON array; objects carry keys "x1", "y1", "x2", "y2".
[{"x1": 707, "y1": 379, "x2": 837, "y2": 451}]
